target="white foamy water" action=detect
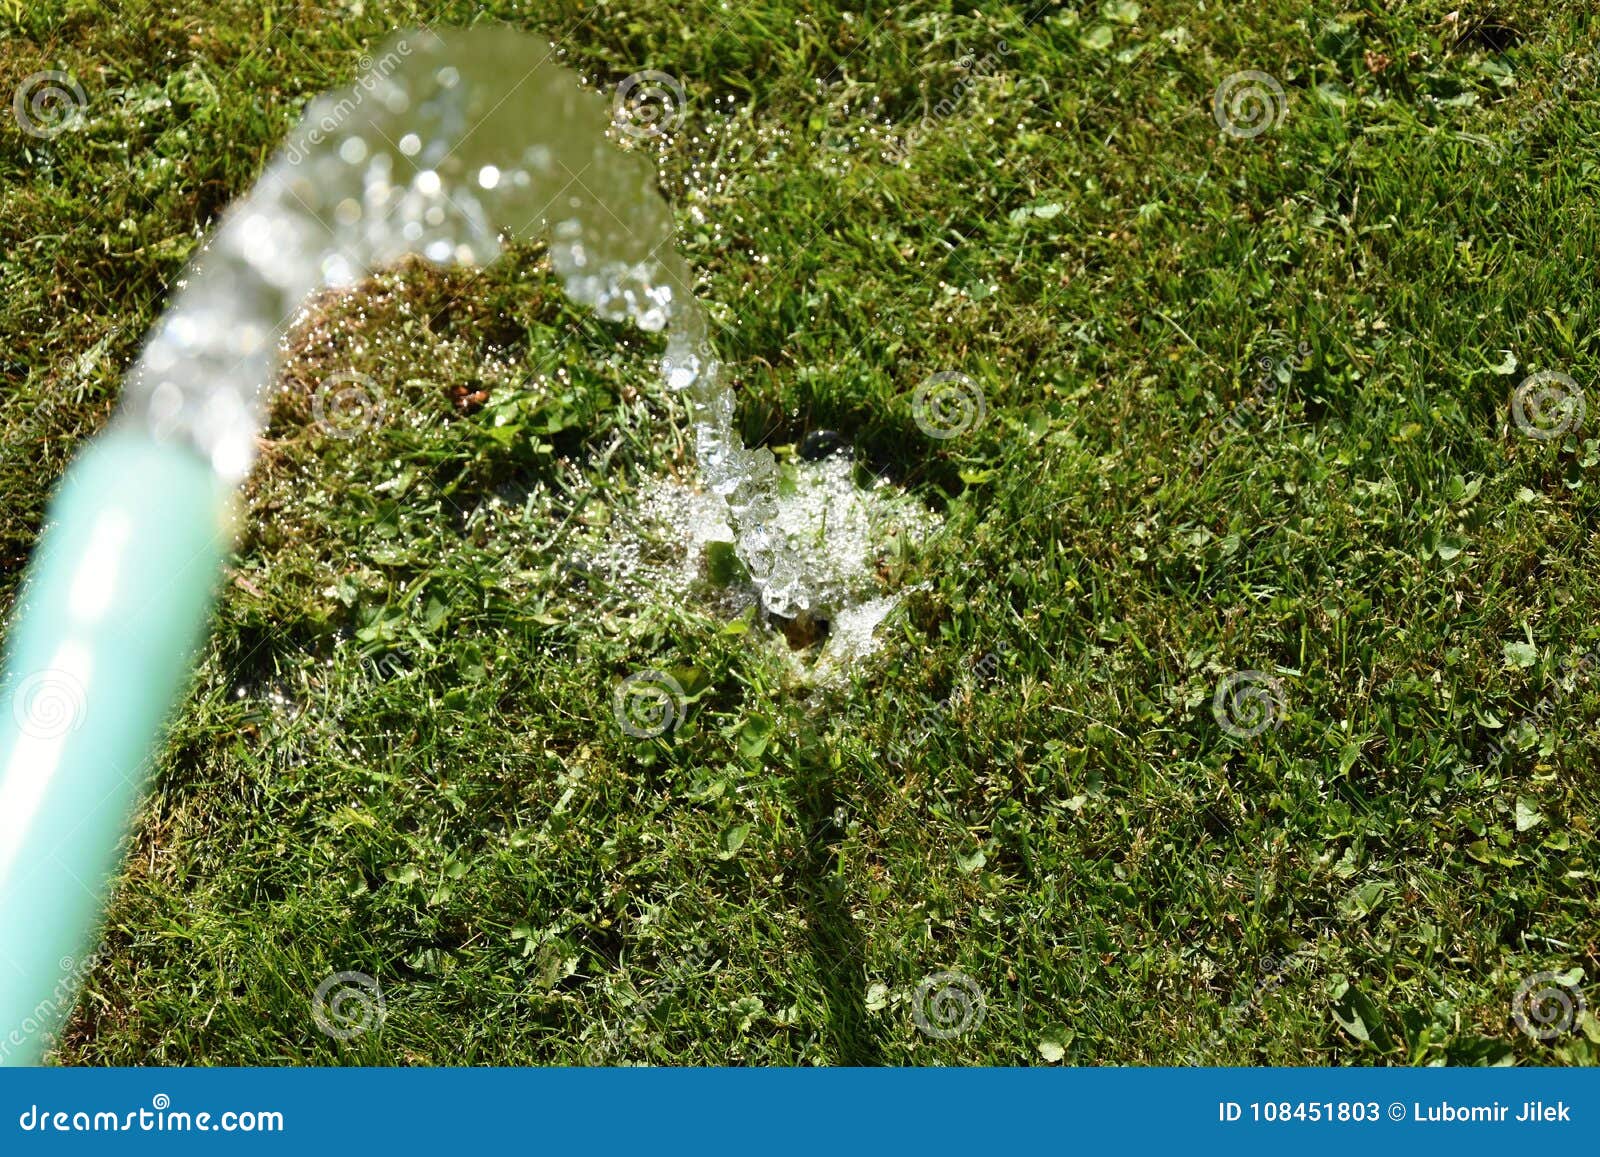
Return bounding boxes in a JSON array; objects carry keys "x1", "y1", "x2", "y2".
[{"x1": 579, "y1": 451, "x2": 939, "y2": 666}]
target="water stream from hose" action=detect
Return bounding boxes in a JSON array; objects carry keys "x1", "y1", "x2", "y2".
[{"x1": 121, "y1": 26, "x2": 818, "y2": 615}]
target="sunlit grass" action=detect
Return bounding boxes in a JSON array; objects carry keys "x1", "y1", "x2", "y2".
[{"x1": 0, "y1": 0, "x2": 1596, "y2": 1065}]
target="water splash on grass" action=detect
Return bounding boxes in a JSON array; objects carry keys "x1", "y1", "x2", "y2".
[{"x1": 578, "y1": 450, "x2": 938, "y2": 669}]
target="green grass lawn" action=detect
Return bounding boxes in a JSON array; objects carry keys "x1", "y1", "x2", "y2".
[{"x1": 3, "y1": 0, "x2": 1599, "y2": 1064}]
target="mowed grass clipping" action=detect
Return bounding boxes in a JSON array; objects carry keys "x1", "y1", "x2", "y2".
[{"x1": 1, "y1": 0, "x2": 1598, "y2": 1064}]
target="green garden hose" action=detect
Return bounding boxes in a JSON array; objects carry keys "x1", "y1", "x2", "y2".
[{"x1": 0, "y1": 431, "x2": 231, "y2": 1064}]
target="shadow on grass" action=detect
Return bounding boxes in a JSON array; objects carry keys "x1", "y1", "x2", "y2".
[
  {"x1": 737, "y1": 392, "x2": 970, "y2": 505},
  {"x1": 789, "y1": 733, "x2": 883, "y2": 1066}
]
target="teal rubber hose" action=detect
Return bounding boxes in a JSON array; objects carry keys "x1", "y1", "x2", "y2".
[{"x1": 0, "y1": 430, "x2": 231, "y2": 1065}]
